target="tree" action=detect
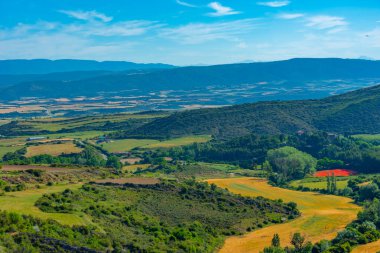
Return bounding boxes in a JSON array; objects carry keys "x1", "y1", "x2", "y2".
[
  {"x1": 291, "y1": 233, "x2": 306, "y2": 252},
  {"x1": 272, "y1": 233, "x2": 281, "y2": 247},
  {"x1": 267, "y1": 147, "x2": 317, "y2": 180}
]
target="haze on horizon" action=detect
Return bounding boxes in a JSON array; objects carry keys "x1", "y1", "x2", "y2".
[{"x1": 1, "y1": 0, "x2": 380, "y2": 65}]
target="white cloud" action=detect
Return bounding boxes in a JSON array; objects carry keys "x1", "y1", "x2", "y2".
[
  {"x1": 277, "y1": 13, "x2": 304, "y2": 20},
  {"x1": 160, "y1": 19, "x2": 257, "y2": 44},
  {"x1": 306, "y1": 15, "x2": 348, "y2": 30},
  {"x1": 176, "y1": 0, "x2": 197, "y2": 8},
  {"x1": 207, "y1": 2, "x2": 241, "y2": 17},
  {"x1": 59, "y1": 10, "x2": 113, "y2": 22},
  {"x1": 257, "y1": 1, "x2": 290, "y2": 7},
  {"x1": 65, "y1": 21, "x2": 161, "y2": 37}
]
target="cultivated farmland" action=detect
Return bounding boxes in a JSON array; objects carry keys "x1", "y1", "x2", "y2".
[{"x1": 206, "y1": 177, "x2": 361, "y2": 253}]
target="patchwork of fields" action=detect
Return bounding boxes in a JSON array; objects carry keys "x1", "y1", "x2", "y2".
[{"x1": 207, "y1": 177, "x2": 361, "y2": 253}]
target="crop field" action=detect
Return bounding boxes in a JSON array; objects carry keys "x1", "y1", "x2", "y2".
[
  {"x1": 352, "y1": 239, "x2": 380, "y2": 253},
  {"x1": 0, "y1": 183, "x2": 89, "y2": 226},
  {"x1": 26, "y1": 142, "x2": 83, "y2": 157},
  {"x1": 290, "y1": 177, "x2": 349, "y2": 190},
  {"x1": 314, "y1": 169, "x2": 356, "y2": 177},
  {"x1": 101, "y1": 135, "x2": 211, "y2": 153},
  {"x1": 144, "y1": 135, "x2": 211, "y2": 148},
  {"x1": 22, "y1": 113, "x2": 168, "y2": 132},
  {"x1": 101, "y1": 139, "x2": 159, "y2": 152},
  {"x1": 206, "y1": 177, "x2": 360, "y2": 253}
]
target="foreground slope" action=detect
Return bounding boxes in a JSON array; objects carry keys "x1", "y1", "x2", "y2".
[
  {"x1": 129, "y1": 84, "x2": 380, "y2": 139},
  {"x1": 207, "y1": 178, "x2": 360, "y2": 253}
]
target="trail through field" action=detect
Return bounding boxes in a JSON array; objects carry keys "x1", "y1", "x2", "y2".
[
  {"x1": 0, "y1": 183, "x2": 90, "y2": 226},
  {"x1": 206, "y1": 177, "x2": 361, "y2": 253}
]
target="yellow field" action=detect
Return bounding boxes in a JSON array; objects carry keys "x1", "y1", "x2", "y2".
[
  {"x1": 206, "y1": 177, "x2": 361, "y2": 253},
  {"x1": 352, "y1": 239, "x2": 380, "y2": 253},
  {"x1": 145, "y1": 135, "x2": 211, "y2": 148},
  {"x1": 26, "y1": 142, "x2": 82, "y2": 157},
  {"x1": 0, "y1": 184, "x2": 90, "y2": 226}
]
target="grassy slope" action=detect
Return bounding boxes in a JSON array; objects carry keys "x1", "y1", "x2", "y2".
[
  {"x1": 206, "y1": 177, "x2": 360, "y2": 253},
  {"x1": 0, "y1": 184, "x2": 89, "y2": 226}
]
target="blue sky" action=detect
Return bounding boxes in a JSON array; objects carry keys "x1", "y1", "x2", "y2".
[{"x1": 1, "y1": 0, "x2": 379, "y2": 65}]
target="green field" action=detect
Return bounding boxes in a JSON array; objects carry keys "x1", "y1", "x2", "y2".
[
  {"x1": 144, "y1": 135, "x2": 211, "y2": 148},
  {"x1": 352, "y1": 134, "x2": 380, "y2": 141},
  {"x1": 24, "y1": 113, "x2": 168, "y2": 132},
  {"x1": 101, "y1": 139, "x2": 159, "y2": 152},
  {"x1": 0, "y1": 183, "x2": 89, "y2": 226},
  {"x1": 290, "y1": 177, "x2": 349, "y2": 190},
  {"x1": 101, "y1": 135, "x2": 212, "y2": 153}
]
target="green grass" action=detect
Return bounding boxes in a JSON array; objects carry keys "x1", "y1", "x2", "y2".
[
  {"x1": 352, "y1": 134, "x2": 380, "y2": 141},
  {"x1": 290, "y1": 177, "x2": 349, "y2": 190},
  {"x1": 0, "y1": 146, "x2": 21, "y2": 158},
  {"x1": 0, "y1": 184, "x2": 90, "y2": 226},
  {"x1": 101, "y1": 135, "x2": 212, "y2": 153},
  {"x1": 101, "y1": 139, "x2": 159, "y2": 153},
  {"x1": 45, "y1": 131, "x2": 109, "y2": 140},
  {"x1": 144, "y1": 135, "x2": 211, "y2": 149}
]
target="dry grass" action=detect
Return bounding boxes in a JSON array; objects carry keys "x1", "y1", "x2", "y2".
[
  {"x1": 352, "y1": 239, "x2": 380, "y2": 253},
  {"x1": 26, "y1": 142, "x2": 82, "y2": 157},
  {"x1": 206, "y1": 177, "x2": 361, "y2": 253},
  {"x1": 94, "y1": 177, "x2": 160, "y2": 185},
  {"x1": 2, "y1": 165, "x2": 83, "y2": 172},
  {"x1": 123, "y1": 164, "x2": 151, "y2": 172}
]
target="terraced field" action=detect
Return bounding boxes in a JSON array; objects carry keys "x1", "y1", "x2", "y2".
[{"x1": 206, "y1": 177, "x2": 361, "y2": 253}]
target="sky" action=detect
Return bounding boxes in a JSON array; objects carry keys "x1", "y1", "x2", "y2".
[{"x1": 0, "y1": 0, "x2": 380, "y2": 65}]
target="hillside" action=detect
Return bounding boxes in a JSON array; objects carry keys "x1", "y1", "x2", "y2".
[
  {"x1": 126, "y1": 84, "x2": 380, "y2": 139},
  {"x1": 1, "y1": 58, "x2": 379, "y2": 100}
]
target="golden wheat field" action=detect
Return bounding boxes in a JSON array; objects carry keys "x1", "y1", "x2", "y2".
[{"x1": 206, "y1": 177, "x2": 361, "y2": 253}]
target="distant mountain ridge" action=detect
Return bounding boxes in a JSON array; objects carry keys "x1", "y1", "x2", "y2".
[
  {"x1": 0, "y1": 58, "x2": 380, "y2": 101},
  {"x1": 0, "y1": 59, "x2": 175, "y2": 75}
]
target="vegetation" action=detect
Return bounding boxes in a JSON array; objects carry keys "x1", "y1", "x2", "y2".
[
  {"x1": 207, "y1": 177, "x2": 360, "y2": 253},
  {"x1": 124, "y1": 83, "x2": 380, "y2": 139},
  {"x1": 266, "y1": 146, "x2": 317, "y2": 182},
  {"x1": 20, "y1": 181, "x2": 298, "y2": 252}
]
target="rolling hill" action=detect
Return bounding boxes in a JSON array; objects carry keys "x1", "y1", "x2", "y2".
[
  {"x1": 125, "y1": 84, "x2": 380, "y2": 139},
  {"x1": 0, "y1": 58, "x2": 379, "y2": 100}
]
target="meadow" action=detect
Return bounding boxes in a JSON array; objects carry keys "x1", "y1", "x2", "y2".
[
  {"x1": 206, "y1": 177, "x2": 361, "y2": 253},
  {"x1": 101, "y1": 135, "x2": 211, "y2": 153},
  {"x1": 0, "y1": 183, "x2": 89, "y2": 226},
  {"x1": 26, "y1": 142, "x2": 82, "y2": 157},
  {"x1": 290, "y1": 177, "x2": 349, "y2": 190}
]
